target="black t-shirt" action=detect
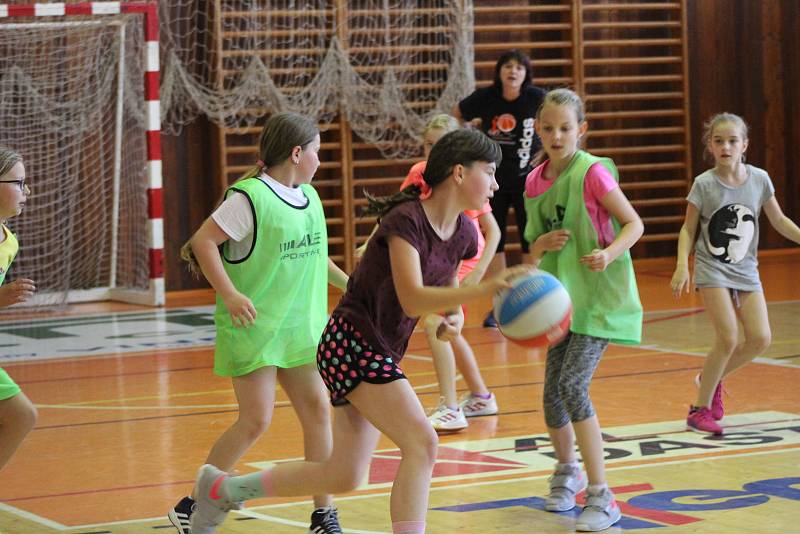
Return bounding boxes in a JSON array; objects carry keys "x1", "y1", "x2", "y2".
[{"x1": 459, "y1": 85, "x2": 546, "y2": 192}]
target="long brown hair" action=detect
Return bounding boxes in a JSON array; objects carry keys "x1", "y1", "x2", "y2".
[{"x1": 181, "y1": 112, "x2": 320, "y2": 275}]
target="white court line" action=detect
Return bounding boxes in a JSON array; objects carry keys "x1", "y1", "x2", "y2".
[
  {"x1": 51, "y1": 514, "x2": 166, "y2": 530},
  {"x1": 31, "y1": 377, "x2": 452, "y2": 410},
  {"x1": 637, "y1": 343, "x2": 800, "y2": 368},
  {"x1": 235, "y1": 509, "x2": 389, "y2": 534},
  {"x1": 402, "y1": 353, "x2": 433, "y2": 362},
  {"x1": 34, "y1": 446, "x2": 796, "y2": 532},
  {"x1": 411, "y1": 377, "x2": 462, "y2": 391},
  {"x1": 636, "y1": 297, "x2": 800, "y2": 317},
  {"x1": 0, "y1": 502, "x2": 67, "y2": 531}
]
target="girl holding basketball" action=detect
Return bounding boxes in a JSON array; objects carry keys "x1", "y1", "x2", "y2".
[
  {"x1": 188, "y1": 128, "x2": 529, "y2": 534},
  {"x1": 523, "y1": 88, "x2": 643, "y2": 532},
  {"x1": 409, "y1": 116, "x2": 501, "y2": 432},
  {"x1": 360, "y1": 113, "x2": 501, "y2": 432},
  {"x1": 670, "y1": 112, "x2": 800, "y2": 436},
  {"x1": 0, "y1": 147, "x2": 37, "y2": 471},
  {"x1": 171, "y1": 112, "x2": 349, "y2": 534}
]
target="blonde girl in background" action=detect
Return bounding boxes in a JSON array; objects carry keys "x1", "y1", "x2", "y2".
[
  {"x1": 169, "y1": 112, "x2": 348, "y2": 534},
  {"x1": 671, "y1": 112, "x2": 800, "y2": 436},
  {"x1": 524, "y1": 88, "x2": 643, "y2": 532},
  {"x1": 400, "y1": 114, "x2": 502, "y2": 431}
]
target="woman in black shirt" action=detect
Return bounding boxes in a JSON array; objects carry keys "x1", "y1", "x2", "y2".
[{"x1": 454, "y1": 50, "x2": 545, "y2": 327}]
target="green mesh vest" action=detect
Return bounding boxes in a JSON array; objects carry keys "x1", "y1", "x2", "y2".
[
  {"x1": 0, "y1": 225, "x2": 18, "y2": 286},
  {"x1": 523, "y1": 151, "x2": 642, "y2": 344},
  {"x1": 214, "y1": 178, "x2": 329, "y2": 376}
]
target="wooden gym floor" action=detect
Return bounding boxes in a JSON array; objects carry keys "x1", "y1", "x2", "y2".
[{"x1": 0, "y1": 252, "x2": 798, "y2": 533}]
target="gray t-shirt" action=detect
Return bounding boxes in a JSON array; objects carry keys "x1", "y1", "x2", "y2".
[
  {"x1": 336, "y1": 199, "x2": 478, "y2": 360},
  {"x1": 688, "y1": 165, "x2": 775, "y2": 291}
]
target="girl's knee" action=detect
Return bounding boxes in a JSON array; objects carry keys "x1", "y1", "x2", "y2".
[
  {"x1": 567, "y1": 402, "x2": 595, "y2": 424},
  {"x1": 236, "y1": 414, "x2": 271, "y2": 440},
  {"x1": 302, "y1": 396, "x2": 332, "y2": 428},
  {"x1": 714, "y1": 328, "x2": 739, "y2": 355},
  {"x1": 557, "y1": 377, "x2": 587, "y2": 403},
  {"x1": 25, "y1": 403, "x2": 37, "y2": 431},
  {"x1": 417, "y1": 425, "x2": 439, "y2": 462},
  {"x1": 542, "y1": 376, "x2": 562, "y2": 405},
  {"x1": 400, "y1": 423, "x2": 439, "y2": 465},
  {"x1": 544, "y1": 402, "x2": 568, "y2": 429},
  {"x1": 4, "y1": 395, "x2": 37, "y2": 431},
  {"x1": 746, "y1": 331, "x2": 771, "y2": 355},
  {"x1": 18, "y1": 400, "x2": 37, "y2": 432},
  {"x1": 325, "y1": 463, "x2": 364, "y2": 493},
  {"x1": 715, "y1": 333, "x2": 739, "y2": 355}
]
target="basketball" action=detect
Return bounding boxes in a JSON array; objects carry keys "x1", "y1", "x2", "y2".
[{"x1": 493, "y1": 270, "x2": 572, "y2": 348}]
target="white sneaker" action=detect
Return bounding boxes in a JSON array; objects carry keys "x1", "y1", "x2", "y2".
[
  {"x1": 576, "y1": 487, "x2": 621, "y2": 531},
  {"x1": 459, "y1": 392, "x2": 498, "y2": 417},
  {"x1": 545, "y1": 463, "x2": 587, "y2": 512},
  {"x1": 428, "y1": 400, "x2": 468, "y2": 432}
]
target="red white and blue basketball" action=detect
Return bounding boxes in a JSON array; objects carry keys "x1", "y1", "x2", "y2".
[{"x1": 493, "y1": 270, "x2": 572, "y2": 348}]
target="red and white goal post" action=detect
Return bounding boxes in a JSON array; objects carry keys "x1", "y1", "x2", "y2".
[{"x1": 0, "y1": 2, "x2": 164, "y2": 307}]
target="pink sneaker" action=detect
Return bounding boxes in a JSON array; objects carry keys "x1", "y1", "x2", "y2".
[
  {"x1": 695, "y1": 374, "x2": 725, "y2": 421},
  {"x1": 687, "y1": 406, "x2": 723, "y2": 435}
]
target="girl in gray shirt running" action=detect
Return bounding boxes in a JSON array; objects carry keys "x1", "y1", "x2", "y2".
[{"x1": 671, "y1": 112, "x2": 800, "y2": 436}]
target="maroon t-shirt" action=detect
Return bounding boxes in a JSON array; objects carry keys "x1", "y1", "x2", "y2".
[{"x1": 336, "y1": 200, "x2": 478, "y2": 360}]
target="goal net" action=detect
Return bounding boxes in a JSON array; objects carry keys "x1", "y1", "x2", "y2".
[{"x1": 0, "y1": 5, "x2": 163, "y2": 310}]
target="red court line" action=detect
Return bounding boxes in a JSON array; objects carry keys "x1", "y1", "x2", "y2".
[
  {"x1": 643, "y1": 308, "x2": 704, "y2": 324},
  {"x1": 15, "y1": 364, "x2": 212, "y2": 385},
  {"x1": 595, "y1": 483, "x2": 701, "y2": 525},
  {"x1": 33, "y1": 408, "x2": 240, "y2": 431},
  {"x1": 637, "y1": 270, "x2": 674, "y2": 279},
  {"x1": 0, "y1": 479, "x2": 194, "y2": 503},
  {"x1": 618, "y1": 501, "x2": 701, "y2": 525}
]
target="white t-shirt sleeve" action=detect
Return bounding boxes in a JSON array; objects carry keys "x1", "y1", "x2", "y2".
[{"x1": 211, "y1": 192, "x2": 254, "y2": 242}]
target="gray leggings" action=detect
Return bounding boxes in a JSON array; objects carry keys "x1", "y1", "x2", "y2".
[{"x1": 543, "y1": 332, "x2": 609, "y2": 428}]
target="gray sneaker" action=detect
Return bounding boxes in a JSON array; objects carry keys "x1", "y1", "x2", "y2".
[
  {"x1": 576, "y1": 487, "x2": 622, "y2": 532},
  {"x1": 189, "y1": 464, "x2": 237, "y2": 534},
  {"x1": 544, "y1": 463, "x2": 587, "y2": 511}
]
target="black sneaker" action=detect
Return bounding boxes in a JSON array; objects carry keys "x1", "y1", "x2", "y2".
[
  {"x1": 168, "y1": 496, "x2": 195, "y2": 534},
  {"x1": 309, "y1": 506, "x2": 342, "y2": 534},
  {"x1": 482, "y1": 310, "x2": 497, "y2": 328}
]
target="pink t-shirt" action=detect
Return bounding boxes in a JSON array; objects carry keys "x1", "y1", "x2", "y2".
[
  {"x1": 401, "y1": 161, "x2": 491, "y2": 279},
  {"x1": 525, "y1": 160, "x2": 619, "y2": 247}
]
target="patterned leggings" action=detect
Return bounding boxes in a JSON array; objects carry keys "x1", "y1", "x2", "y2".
[{"x1": 542, "y1": 332, "x2": 609, "y2": 428}]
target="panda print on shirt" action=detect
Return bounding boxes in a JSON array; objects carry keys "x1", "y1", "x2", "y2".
[{"x1": 707, "y1": 204, "x2": 755, "y2": 264}]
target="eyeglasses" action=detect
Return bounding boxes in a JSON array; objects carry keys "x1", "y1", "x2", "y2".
[{"x1": 0, "y1": 179, "x2": 26, "y2": 192}]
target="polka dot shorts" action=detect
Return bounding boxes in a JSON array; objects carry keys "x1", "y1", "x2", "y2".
[{"x1": 317, "y1": 314, "x2": 406, "y2": 406}]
